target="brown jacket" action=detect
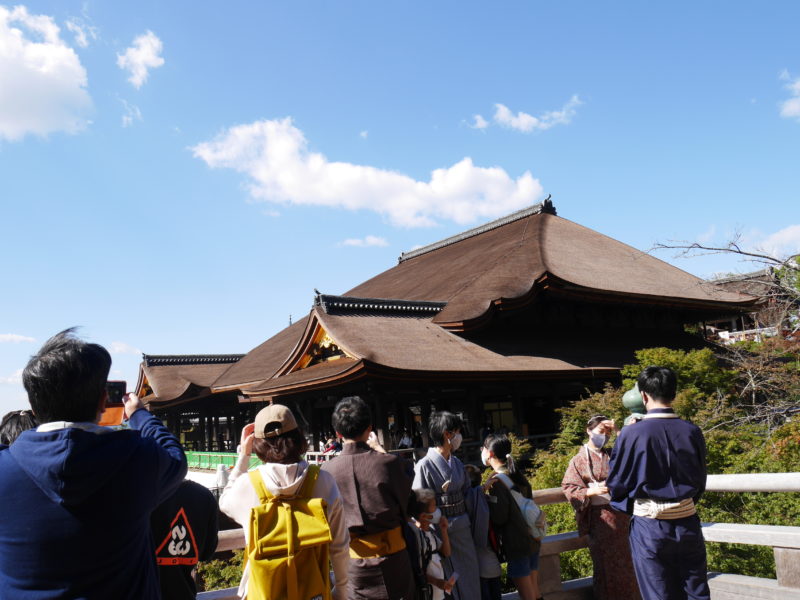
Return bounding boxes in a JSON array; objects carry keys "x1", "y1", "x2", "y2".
[{"x1": 321, "y1": 442, "x2": 415, "y2": 600}]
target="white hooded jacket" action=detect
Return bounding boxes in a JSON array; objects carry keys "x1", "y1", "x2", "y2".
[{"x1": 220, "y1": 453, "x2": 350, "y2": 600}]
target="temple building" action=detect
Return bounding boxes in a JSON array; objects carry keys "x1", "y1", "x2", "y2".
[{"x1": 136, "y1": 201, "x2": 756, "y2": 452}]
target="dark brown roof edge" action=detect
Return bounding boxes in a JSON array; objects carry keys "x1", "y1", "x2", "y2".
[
  {"x1": 242, "y1": 360, "x2": 619, "y2": 401},
  {"x1": 143, "y1": 354, "x2": 244, "y2": 367},
  {"x1": 397, "y1": 198, "x2": 556, "y2": 263},
  {"x1": 241, "y1": 359, "x2": 367, "y2": 400},
  {"x1": 315, "y1": 293, "x2": 446, "y2": 315}
]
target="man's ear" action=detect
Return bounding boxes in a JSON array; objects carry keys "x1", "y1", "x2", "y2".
[{"x1": 96, "y1": 389, "x2": 108, "y2": 419}]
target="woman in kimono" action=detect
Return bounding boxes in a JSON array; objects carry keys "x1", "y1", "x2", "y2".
[
  {"x1": 561, "y1": 415, "x2": 641, "y2": 600},
  {"x1": 413, "y1": 411, "x2": 480, "y2": 600}
]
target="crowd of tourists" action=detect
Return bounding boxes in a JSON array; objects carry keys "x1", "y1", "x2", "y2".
[{"x1": 0, "y1": 329, "x2": 710, "y2": 600}]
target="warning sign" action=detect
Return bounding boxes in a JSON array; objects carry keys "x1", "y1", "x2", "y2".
[{"x1": 155, "y1": 507, "x2": 200, "y2": 566}]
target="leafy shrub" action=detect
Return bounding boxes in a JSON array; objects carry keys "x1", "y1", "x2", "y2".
[{"x1": 196, "y1": 550, "x2": 243, "y2": 592}]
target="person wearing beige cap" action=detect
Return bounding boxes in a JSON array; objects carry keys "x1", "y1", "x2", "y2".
[{"x1": 219, "y1": 403, "x2": 350, "y2": 599}]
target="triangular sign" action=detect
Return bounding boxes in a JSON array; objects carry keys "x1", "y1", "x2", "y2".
[{"x1": 155, "y1": 507, "x2": 200, "y2": 566}]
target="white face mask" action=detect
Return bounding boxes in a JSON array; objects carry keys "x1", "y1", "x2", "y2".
[
  {"x1": 428, "y1": 508, "x2": 442, "y2": 524},
  {"x1": 481, "y1": 448, "x2": 490, "y2": 466},
  {"x1": 450, "y1": 432, "x2": 462, "y2": 451}
]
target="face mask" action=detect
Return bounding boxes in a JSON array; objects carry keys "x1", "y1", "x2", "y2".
[
  {"x1": 450, "y1": 432, "x2": 462, "y2": 451},
  {"x1": 590, "y1": 433, "x2": 608, "y2": 448},
  {"x1": 428, "y1": 508, "x2": 442, "y2": 524},
  {"x1": 481, "y1": 448, "x2": 490, "y2": 466}
]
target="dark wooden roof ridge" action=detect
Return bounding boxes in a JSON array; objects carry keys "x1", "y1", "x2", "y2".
[
  {"x1": 315, "y1": 293, "x2": 447, "y2": 315},
  {"x1": 143, "y1": 354, "x2": 244, "y2": 367},
  {"x1": 398, "y1": 198, "x2": 555, "y2": 263},
  {"x1": 710, "y1": 268, "x2": 772, "y2": 284}
]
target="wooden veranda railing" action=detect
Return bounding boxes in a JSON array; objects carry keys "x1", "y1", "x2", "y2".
[{"x1": 197, "y1": 472, "x2": 800, "y2": 600}]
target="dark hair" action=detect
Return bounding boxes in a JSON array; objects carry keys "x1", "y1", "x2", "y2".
[
  {"x1": 638, "y1": 366, "x2": 677, "y2": 403},
  {"x1": 22, "y1": 328, "x2": 112, "y2": 423},
  {"x1": 0, "y1": 410, "x2": 39, "y2": 445},
  {"x1": 331, "y1": 396, "x2": 372, "y2": 439},
  {"x1": 428, "y1": 411, "x2": 463, "y2": 447},
  {"x1": 483, "y1": 433, "x2": 532, "y2": 498},
  {"x1": 586, "y1": 414, "x2": 609, "y2": 433},
  {"x1": 253, "y1": 427, "x2": 308, "y2": 464}
]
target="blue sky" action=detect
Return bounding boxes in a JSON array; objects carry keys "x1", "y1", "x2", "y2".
[{"x1": 2, "y1": 1, "x2": 799, "y2": 414}]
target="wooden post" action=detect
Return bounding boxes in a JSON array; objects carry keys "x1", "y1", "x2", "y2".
[
  {"x1": 421, "y1": 398, "x2": 431, "y2": 448},
  {"x1": 373, "y1": 392, "x2": 388, "y2": 448},
  {"x1": 538, "y1": 554, "x2": 564, "y2": 595},
  {"x1": 775, "y1": 547, "x2": 800, "y2": 588}
]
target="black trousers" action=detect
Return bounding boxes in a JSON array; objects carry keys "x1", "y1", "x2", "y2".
[{"x1": 629, "y1": 514, "x2": 710, "y2": 600}]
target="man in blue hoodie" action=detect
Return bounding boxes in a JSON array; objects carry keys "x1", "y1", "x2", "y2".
[{"x1": 0, "y1": 329, "x2": 188, "y2": 599}]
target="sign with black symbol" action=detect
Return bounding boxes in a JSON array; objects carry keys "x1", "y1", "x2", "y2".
[{"x1": 155, "y1": 507, "x2": 200, "y2": 566}]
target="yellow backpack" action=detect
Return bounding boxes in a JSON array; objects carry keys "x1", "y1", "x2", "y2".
[{"x1": 246, "y1": 465, "x2": 333, "y2": 600}]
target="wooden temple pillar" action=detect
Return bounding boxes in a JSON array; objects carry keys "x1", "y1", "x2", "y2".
[
  {"x1": 204, "y1": 414, "x2": 213, "y2": 452},
  {"x1": 372, "y1": 391, "x2": 389, "y2": 448},
  {"x1": 388, "y1": 392, "x2": 400, "y2": 450},
  {"x1": 420, "y1": 397, "x2": 431, "y2": 448}
]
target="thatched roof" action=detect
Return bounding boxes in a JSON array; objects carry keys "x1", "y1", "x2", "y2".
[
  {"x1": 144, "y1": 202, "x2": 758, "y2": 402},
  {"x1": 347, "y1": 206, "x2": 753, "y2": 328}
]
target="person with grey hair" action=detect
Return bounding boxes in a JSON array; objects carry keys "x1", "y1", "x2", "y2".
[{"x1": 410, "y1": 488, "x2": 453, "y2": 600}]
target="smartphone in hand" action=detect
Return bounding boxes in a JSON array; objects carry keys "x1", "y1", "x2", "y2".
[{"x1": 99, "y1": 381, "x2": 127, "y2": 426}]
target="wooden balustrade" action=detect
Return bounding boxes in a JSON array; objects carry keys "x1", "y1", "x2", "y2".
[{"x1": 198, "y1": 472, "x2": 800, "y2": 600}]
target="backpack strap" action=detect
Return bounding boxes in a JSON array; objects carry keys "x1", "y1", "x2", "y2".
[
  {"x1": 249, "y1": 464, "x2": 319, "y2": 502},
  {"x1": 249, "y1": 469, "x2": 274, "y2": 504},
  {"x1": 299, "y1": 464, "x2": 320, "y2": 498},
  {"x1": 493, "y1": 472, "x2": 515, "y2": 492}
]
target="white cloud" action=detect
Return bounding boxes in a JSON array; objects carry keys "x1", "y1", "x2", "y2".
[
  {"x1": 65, "y1": 17, "x2": 96, "y2": 48},
  {"x1": 0, "y1": 334, "x2": 35, "y2": 343},
  {"x1": 120, "y1": 98, "x2": 142, "y2": 127},
  {"x1": 779, "y1": 71, "x2": 800, "y2": 121},
  {"x1": 117, "y1": 30, "x2": 164, "y2": 89},
  {"x1": 359, "y1": 130, "x2": 368, "y2": 139},
  {"x1": 109, "y1": 341, "x2": 141, "y2": 355},
  {"x1": 0, "y1": 369, "x2": 23, "y2": 385},
  {"x1": 192, "y1": 118, "x2": 543, "y2": 227},
  {"x1": 757, "y1": 224, "x2": 800, "y2": 258},
  {"x1": 493, "y1": 95, "x2": 582, "y2": 133},
  {"x1": 340, "y1": 235, "x2": 389, "y2": 248},
  {"x1": 0, "y1": 5, "x2": 92, "y2": 141},
  {"x1": 470, "y1": 114, "x2": 489, "y2": 130}
]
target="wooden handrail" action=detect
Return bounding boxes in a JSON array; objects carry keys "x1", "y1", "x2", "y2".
[
  {"x1": 209, "y1": 472, "x2": 800, "y2": 599},
  {"x1": 532, "y1": 472, "x2": 800, "y2": 505}
]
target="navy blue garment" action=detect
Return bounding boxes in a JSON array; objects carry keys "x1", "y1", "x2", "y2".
[
  {"x1": 607, "y1": 408, "x2": 710, "y2": 600},
  {"x1": 607, "y1": 409, "x2": 706, "y2": 514},
  {"x1": 629, "y1": 515, "x2": 709, "y2": 600},
  {"x1": 0, "y1": 410, "x2": 187, "y2": 600}
]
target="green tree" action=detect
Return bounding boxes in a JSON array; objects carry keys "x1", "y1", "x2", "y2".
[{"x1": 529, "y1": 344, "x2": 800, "y2": 582}]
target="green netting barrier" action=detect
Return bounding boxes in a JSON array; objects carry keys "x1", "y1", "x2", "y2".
[{"x1": 185, "y1": 451, "x2": 260, "y2": 470}]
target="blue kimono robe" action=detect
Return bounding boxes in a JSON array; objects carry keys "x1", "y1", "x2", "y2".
[
  {"x1": 607, "y1": 408, "x2": 710, "y2": 600},
  {"x1": 413, "y1": 447, "x2": 480, "y2": 600}
]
